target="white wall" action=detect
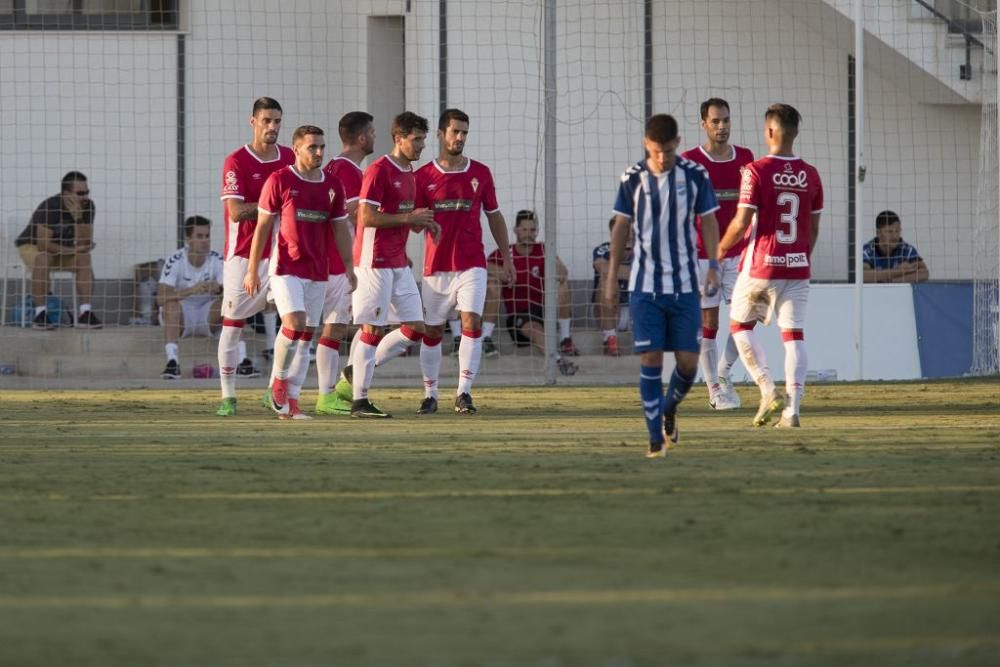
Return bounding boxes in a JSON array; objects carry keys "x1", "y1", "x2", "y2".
[{"x1": 0, "y1": 0, "x2": 986, "y2": 284}]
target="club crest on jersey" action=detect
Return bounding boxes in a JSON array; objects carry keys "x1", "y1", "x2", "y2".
[
  {"x1": 329, "y1": 189, "x2": 336, "y2": 203},
  {"x1": 471, "y1": 177, "x2": 480, "y2": 193}
]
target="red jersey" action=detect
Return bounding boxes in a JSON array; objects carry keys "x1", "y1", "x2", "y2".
[
  {"x1": 258, "y1": 166, "x2": 348, "y2": 282},
  {"x1": 680, "y1": 145, "x2": 754, "y2": 259},
  {"x1": 415, "y1": 159, "x2": 500, "y2": 275},
  {"x1": 323, "y1": 156, "x2": 364, "y2": 275},
  {"x1": 488, "y1": 243, "x2": 545, "y2": 313},
  {"x1": 220, "y1": 144, "x2": 295, "y2": 261},
  {"x1": 737, "y1": 155, "x2": 824, "y2": 280},
  {"x1": 354, "y1": 155, "x2": 415, "y2": 269}
]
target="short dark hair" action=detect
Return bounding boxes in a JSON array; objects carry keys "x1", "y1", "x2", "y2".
[
  {"x1": 765, "y1": 103, "x2": 801, "y2": 132},
  {"x1": 292, "y1": 125, "x2": 324, "y2": 145},
  {"x1": 251, "y1": 97, "x2": 282, "y2": 116},
  {"x1": 338, "y1": 111, "x2": 374, "y2": 143},
  {"x1": 875, "y1": 210, "x2": 901, "y2": 228},
  {"x1": 391, "y1": 111, "x2": 429, "y2": 139},
  {"x1": 61, "y1": 171, "x2": 87, "y2": 192},
  {"x1": 700, "y1": 98, "x2": 730, "y2": 120},
  {"x1": 438, "y1": 108, "x2": 470, "y2": 131},
  {"x1": 515, "y1": 209, "x2": 536, "y2": 226},
  {"x1": 645, "y1": 114, "x2": 678, "y2": 144},
  {"x1": 183, "y1": 215, "x2": 211, "y2": 238}
]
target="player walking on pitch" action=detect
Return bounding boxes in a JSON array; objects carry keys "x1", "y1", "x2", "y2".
[
  {"x1": 404, "y1": 108, "x2": 514, "y2": 414},
  {"x1": 336, "y1": 111, "x2": 440, "y2": 418},
  {"x1": 313, "y1": 111, "x2": 376, "y2": 416},
  {"x1": 680, "y1": 98, "x2": 753, "y2": 410},
  {"x1": 718, "y1": 103, "x2": 824, "y2": 428},
  {"x1": 244, "y1": 125, "x2": 355, "y2": 420},
  {"x1": 607, "y1": 114, "x2": 721, "y2": 457},
  {"x1": 216, "y1": 97, "x2": 294, "y2": 416}
]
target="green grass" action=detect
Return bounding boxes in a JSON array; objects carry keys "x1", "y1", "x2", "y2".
[{"x1": 0, "y1": 379, "x2": 998, "y2": 666}]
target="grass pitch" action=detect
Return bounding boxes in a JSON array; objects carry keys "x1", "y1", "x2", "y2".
[{"x1": 0, "y1": 379, "x2": 998, "y2": 666}]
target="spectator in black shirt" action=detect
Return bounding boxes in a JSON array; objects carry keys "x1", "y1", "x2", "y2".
[{"x1": 15, "y1": 171, "x2": 102, "y2": 329}]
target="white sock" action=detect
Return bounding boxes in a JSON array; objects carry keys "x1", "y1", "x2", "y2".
[
  {"x1": 348, "y1": 327, "x2": 363, "y2": 361},
  {"x1": 602, "y1": 328, "x2": 616, "y2": 341},
  {"x1": 34, "y1": 305, "x2": 46, "y2": 316},
  {"x1": 457, "y1": 332, "x2": 482, "y2": 396},
  {"x1": 482, "y1": 321, "x2": 495, "y2": 339},
  {"x1": 217, "y1": 325, "x2": 242, "y2": 399},
  {"x1": 351, "y1": 333, "x2": 380, "y2": 401},
  {"x1": 263, "y1": 311, "x2": 278, "y2": 349},
  {"x1": 375, "y1": 327, "x2": 420, "y2": 366},
  {"x1": 718, "y1": 335, "x2": 740, "y2": 381},
  {"x1": 448, "y1": 319, "x2": 462, "y2": 338},
  {"x1": 420, "y1": 339, "x2": 443, "y2": 399},
  {"x1": 287, "y1": 338, "x2": 312, "y2": 400},
  {"x1": 784, "y1": 338, "x2": 807, "y2": 416},
  {"x1": 165, "y1": 342, "x2": 179, "y2": 363},
  {"x1": 272, "y1": 329, "x2": 297, "y2": 381},
  {"x1": 315, "y1": 337, "x2": 340, "y2": 395},
  {"x1": 79, "y1": 303, "x2": 92, "y2": 314},
  {"x1": 700, "y1": 333, "x2": 720, "y2": 390},
  {"x1": 730, "y1": 328, "x2": 774, "y2": 396},
  {"x1": 237, "y1": 340, "x2": 248, "y2": 364},
  {"x1": 558, "y1": 318, "x2": 570, "y2": 341}
]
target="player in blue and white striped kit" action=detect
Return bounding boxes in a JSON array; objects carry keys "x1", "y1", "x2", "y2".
[{"x1": 606, "y1": 114, "x2": 722, "y2": 457}]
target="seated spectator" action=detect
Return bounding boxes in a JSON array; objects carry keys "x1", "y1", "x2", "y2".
[
  {"x1": 485, "y1": 209, "x2": 578, "y2": 374},
  {"x1": 863, "y1": 210, "x2": 929, "y2": 283},
  {"x1": 14, "y1": 171, "x2": 102, "y2": 330},
  {"x1": 592, "y1": 216, "x2": 633, "y2": 356},
  {"x1": 158, "y1": 216, "x2": 227, "y2": 379}
]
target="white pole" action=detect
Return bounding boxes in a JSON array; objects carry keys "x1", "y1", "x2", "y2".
[
  {"x1": 854, "y1": 0, "x2": 866, "y2": 381},
  {"x1": 543, "y1": 0, "x2": 558, "y2": 384}
]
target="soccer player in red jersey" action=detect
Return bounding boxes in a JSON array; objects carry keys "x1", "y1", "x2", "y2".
[
  {"x1": 244, "y1": 125, "x2": 354, "y2": 420},
  {"x1": 216, "y1": 97, "x2": 295, "y2": 417},
  {"x1": 398, "y1": 108, "x2": 515, "y2": 415},
  {"x1": 718, "y1": 104, "x2": 824, "y2": 428},
  {"x1": 312, "y1": 111, "x2": 376, "y2": 416},
  {"x1": 341, "y1": 111, "x2": 440, "y2": 418},
  {"x1": 681, "y1": 98, "x2": 754, "y2": 411}
]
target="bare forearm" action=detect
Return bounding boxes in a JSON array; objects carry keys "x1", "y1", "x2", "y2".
[
  {"x1": 228, "y1": 200, "x2": 260, "y2": 222},
  {"x1": 333, "y1": 221, "x2": 354, "y2": 269},
  {"x1": 361, "y1": 207, "x2": 412, "y2": 229}
]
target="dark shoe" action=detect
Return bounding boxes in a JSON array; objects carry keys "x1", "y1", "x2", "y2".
[
  {"x1": 32, "y1": 310, "x2": 53, "y2": 331},
  {"x1": 557, "y1": 356, "x2": 578, "y2": 376},
  {"x1": 236, "y1": 358, "x2": 260, "y2": 378},
  {"x1": 351, "y1": 398, "x2": 391, "y2": 418},
  {"x1": 416, "y1": 397, "x2": 438, "y2": 415},
  {"x1": 559, "y1": 337, "x2": 579, "y2": 356},
  {"x1": 646, "y1": 441, "x2": 666, "y2": 458},
  {"x1": 482, "y1": 336, "x2": 499, "y2": 358},
  {"x1": 76, "y1": 311, "x2": 103, "y2": 329},
  {"x1": 663, "y1": 411, "x2": 679, "y2": 446},
  {"x1": 454, "y1": 392, "x2": 478, "y2": 414},
  {"x1": 160, "y1": 359, "x2": 181, "y2": 379}
]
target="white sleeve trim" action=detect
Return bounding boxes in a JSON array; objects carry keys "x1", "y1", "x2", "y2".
[
  {"x1": 737, "y1": 203, "x2": 758, "y2": 210},
  {"x1": 220, "y1": 195, "x2": 245, "y2": 201},
  {"x1": 611, "y1": 209, "x2": 633, "y2": 219},
  {"x1": 360, "y1": 198, "x2": 381, "y2": 207},
  {"x1": 258, "y1": 207, "x2": 278, "y2": 216},
  {"x1": 483, "y1": 207, "x2": 501, "y2": 214},
  {"x1": 811, "y1": 208, "x2": 824, "y2": 214}
]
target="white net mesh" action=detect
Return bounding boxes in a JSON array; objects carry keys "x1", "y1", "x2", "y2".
[{"x1": 0, "y1": 0, "x2": 995, "y2": 387}]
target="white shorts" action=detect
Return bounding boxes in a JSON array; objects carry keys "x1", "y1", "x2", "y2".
[
  {"x1": 421, "y1": 267, "x2": 488, "y2": 325},
  {"x1": 729, "y1": 276, "x2": 809, "y2": 329},
  {"x1": 270, "y1": 274, "x2": 325, "y2": 327},
  {"x1": 699, "y1": 256, "x2": 740, "y2": 308},
  {"x1": 322, "y1": 273, "x2": 354, "y2": 325},
  {"x1": 352, "y1": 267, "x2": 423, "y2": 326},
  {"x1": 221, "y1": 256, "x2": 271, "y2": 321},
  {"x1": 160, "y1": 298, "x2": 218, "y2": 338}
]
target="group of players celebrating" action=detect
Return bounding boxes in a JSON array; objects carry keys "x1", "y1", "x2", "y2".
[
  {"x1": 216, "y1": 98, "x2": 513, "y2": 420},
  {"x1": 213, "y1": 95, "x2": 823, "y2": 459}
]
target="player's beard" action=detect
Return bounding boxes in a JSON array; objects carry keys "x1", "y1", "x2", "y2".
[
  {"x1": 264, "y1": 131, "x2": 278, "y2": 144},
  {"x1": 447, "y1": 143, "x2": 464, "y2": 156}
]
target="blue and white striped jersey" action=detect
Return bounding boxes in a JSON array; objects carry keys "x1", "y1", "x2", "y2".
[{"x1": 612, "y1": 158, "x2": 719, "y2": 296}]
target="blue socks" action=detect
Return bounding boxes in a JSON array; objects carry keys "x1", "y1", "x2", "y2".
[
  {"x1": 663, "y1": 367, "x2": 696, "y2": 416},
  {"x1": 639, "y1": 365, "x2": 664, "y2": 444}
]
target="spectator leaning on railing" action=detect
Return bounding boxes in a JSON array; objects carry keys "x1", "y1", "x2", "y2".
[{"x1": 862, "y1": 210, "x2": 929, "y2": 283}]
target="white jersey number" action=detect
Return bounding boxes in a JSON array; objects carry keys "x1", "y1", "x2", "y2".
[{"x1": 775, "y1": 192, "x2": 799, "y2": 245}]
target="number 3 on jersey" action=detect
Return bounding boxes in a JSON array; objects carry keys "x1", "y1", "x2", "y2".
[{"x1": 775, "y1": 192, "x2": 799, "y2": 245}]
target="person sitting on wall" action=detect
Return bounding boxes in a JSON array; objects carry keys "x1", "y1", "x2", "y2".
[{"x1": 862, "y1": 210, "x2": 929, "y2": 283}]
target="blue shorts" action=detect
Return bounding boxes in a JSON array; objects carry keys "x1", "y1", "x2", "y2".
[{"x1": 629, "y1": 291, "x2": 701, "y2": 354}]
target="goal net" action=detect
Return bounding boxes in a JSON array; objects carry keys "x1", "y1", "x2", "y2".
[{"x1": 0, "y1": 0, "x2": 995, "y2": 391}]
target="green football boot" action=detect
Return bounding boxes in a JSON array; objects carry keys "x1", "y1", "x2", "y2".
[
  {"x1": 215, "y1": 397, "x2": 237, "y2": 417},
  {"x1": 315, "y1": 392, "x2": 353, "y2": 415}
]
